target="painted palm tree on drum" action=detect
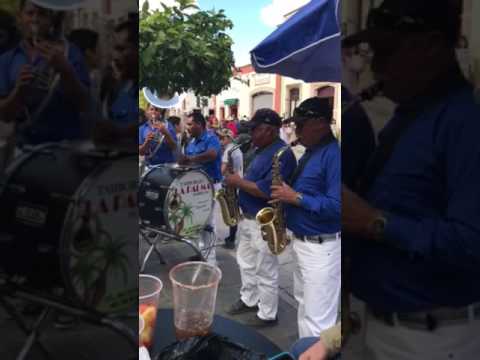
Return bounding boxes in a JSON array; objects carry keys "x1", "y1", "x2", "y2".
[{"x1": 70, "y1": 214, "x2": 130, "y2": 311}]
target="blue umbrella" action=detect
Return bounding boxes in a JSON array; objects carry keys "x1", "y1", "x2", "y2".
[{"x1": 251, "y1": 0, "x2": 340, "y2": 83}]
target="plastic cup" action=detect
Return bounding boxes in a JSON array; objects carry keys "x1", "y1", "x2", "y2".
[
  {"x1": 139, "y1": 274, "x2": 162, "y2": 348},
  {"x1": 139, "y1": 315, "x2": 144, "y2": 347},
  {"x1": 169, "y1": 261, "x2": 222, "y2": 340}
]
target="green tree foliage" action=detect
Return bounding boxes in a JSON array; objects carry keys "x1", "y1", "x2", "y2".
[
  {"x1": 1, "y1": 0, "x2": 19, "y2": 13},
  {"x1": 140, "y1": 0, "x2": 234, "y2": 97}
]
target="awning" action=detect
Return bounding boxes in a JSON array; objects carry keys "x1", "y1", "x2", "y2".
[
  {"x1": 251, "y1": 0, "x2": 341, "y2": 83},
  {"x1": 224, "y1": 98, "x2": 239, "y2": 106}
]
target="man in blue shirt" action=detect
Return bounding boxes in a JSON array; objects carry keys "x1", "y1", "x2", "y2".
[
  {"x1": 181, "y1": 111, "x2": 222, "y2": 183},
  {"x1": 179, "y1": 111, "x2": 222, "y2": 264},
  {"x1": 342, "y1": 0, "x2": 480, "y2": 358},
  {"x1": 271, "y1": 97, "x2": 341, "y2": 338},
  {"x1": 0, "y1": 0, "x2": 90, "y2": 145},
  {"x1": 139, "y1": 103, "x2": 177, "y2": 166},
  {"x1": 94, "y1": 20, "x2": 138, "y2": 148},
  {"x1": 224, "y1": 108, "x2": 296, "y2": 327}
]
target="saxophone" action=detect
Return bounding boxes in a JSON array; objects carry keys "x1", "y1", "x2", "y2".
[
  {"x1": 256, "y1": 146, "x2": 290, "y2": 255},
  {"x1": 216, "y1": 142, "x2": 245, "y2": 227}
]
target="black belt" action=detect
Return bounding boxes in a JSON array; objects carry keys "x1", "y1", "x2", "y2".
[
  {"x1": 293, "y1": 233, "x2": 339, "y2": 244},
  {"x1": 369, "y1": 304, "x2": 480, "y2": 331}
]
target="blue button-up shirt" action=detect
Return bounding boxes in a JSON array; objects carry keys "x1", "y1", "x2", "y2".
[
  {"x1": 139, "y1": 121, "x2": 177, "y2": 165},
  {"x1": 350, "y1": 81, "x2": 480, "y2": 312},
  {"x1": 109, "y1": 81, "x2": 138, "y2": 127},
  {"x1": 0, "y1": 42, "x2": 90, "y2": 144},
  {"x1": 239, "y1": 139, "x2": 297, "y2": 216},
  {"x1": 185, "y1": 130, "x2": 222, "y2": 182},
  {"x1": 286, "y1": 139, "x2": 341, "y2": 235}
]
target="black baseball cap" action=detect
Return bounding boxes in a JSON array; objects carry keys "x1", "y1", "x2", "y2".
[
  {"x1": 292, "y1": 97, "x2": 333, "y2": 123},
  {"x1": 342, "y1": 0, "x2": 461, "y2": 47},
  {"x1": 249, "y1": 108, "x2": 282, "y2": 130}
]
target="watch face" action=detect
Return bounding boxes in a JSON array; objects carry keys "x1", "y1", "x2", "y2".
[{"x1": 372, "y1": 217, "x2": 386, "y2": 240}]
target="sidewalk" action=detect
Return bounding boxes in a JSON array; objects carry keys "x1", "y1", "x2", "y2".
[{"x1": 140, "y1": 205, "x2": 301, "y2": 351}]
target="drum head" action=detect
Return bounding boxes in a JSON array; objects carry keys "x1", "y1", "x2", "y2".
[
  {"x1": 164, "y1": 169, "x2": 214, "y2": 237},
  {"x1": 61, "y1": 156, "x2": 138, "y2": 314}
]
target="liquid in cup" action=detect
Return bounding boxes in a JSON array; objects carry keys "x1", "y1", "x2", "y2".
[
  {"x1": 139, "y1": 274, "x2": 163, "y2": 348},
  {"x1": 169, "y1": 261, "x2": 222, "y2": 340}
]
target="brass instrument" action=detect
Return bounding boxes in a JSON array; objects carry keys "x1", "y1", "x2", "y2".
[
  {"x1": 256, "y1": 146, "x2": 290, "y2": 255},
  {"x1": 216, "y1": 141, "x2": 246, "y2": 227}
]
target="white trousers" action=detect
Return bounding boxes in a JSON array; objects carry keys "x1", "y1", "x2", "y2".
[
  {"x1": 364, "y1": 310, "x2": 480, "y2": 360},
  {"x1": 236, "y1": 218, "x2": 280, "y2": 320},
  {"x1": 292, "y1": 237, "x2": 341, "y2": 338}
]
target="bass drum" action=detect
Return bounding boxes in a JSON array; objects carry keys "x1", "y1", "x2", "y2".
[
  {"x1": 0, "y1": 143, "x2": 138, "y2": 314},
  {"x1": 139, "y1": 164, "x2": 214, "y2": 238}
]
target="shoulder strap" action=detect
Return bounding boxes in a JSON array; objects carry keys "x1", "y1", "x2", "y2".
[
  {"x1": 288, "y1": 132, "x2": 336, "y2": 186},
  {"x1": 356, "y1": 109, "x2": 420, "y2": 195}
]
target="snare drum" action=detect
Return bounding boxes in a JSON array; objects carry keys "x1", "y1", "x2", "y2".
[
  {"x1": 0, "y1": 143, "x2": 138, "y2": 314},
  {"x1": 138, "y1": 164, "x2": 214, "y2": 238}
]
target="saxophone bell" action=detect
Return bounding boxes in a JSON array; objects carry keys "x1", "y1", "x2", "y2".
[
  {"x1": 216, "y1": 141, "x2": 246, "y2": 227},
  {"x1": 256, "y1": 146, "x2": 290, "y2": 255}
]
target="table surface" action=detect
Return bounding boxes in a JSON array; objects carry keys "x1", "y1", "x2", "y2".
[{"x1": 152, "y1": 308, "x2": 282, "y2": 357}]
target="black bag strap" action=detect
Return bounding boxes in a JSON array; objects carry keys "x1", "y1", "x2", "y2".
[{"x1": 288, "y1": 132, "x2": 336, "y2": 186}]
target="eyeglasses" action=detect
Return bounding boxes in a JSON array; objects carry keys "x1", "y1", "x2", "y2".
[{"x1": 293, "y1": 106, "x2": 330, "y2": 121}]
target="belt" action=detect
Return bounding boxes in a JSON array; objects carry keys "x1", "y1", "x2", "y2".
[
  {"x1": 369, "y1": 304, "x2": 480, "y2": 331},
  {"x1": 292, "y1": 232, "x2": 340, "y2": 244}
]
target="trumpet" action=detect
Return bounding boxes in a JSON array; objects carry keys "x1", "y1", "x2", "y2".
[{"x1": 342, "y1": 82, "x2": 383, "y2": 114}]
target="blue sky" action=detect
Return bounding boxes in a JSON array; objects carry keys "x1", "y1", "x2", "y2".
[{"x1": 197, "y1": 0, "x2": 274, "y2": 66}]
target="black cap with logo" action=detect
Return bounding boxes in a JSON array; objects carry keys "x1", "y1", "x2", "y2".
[
  {"x1": 249, "y1": 108, "x2": 282, "y2": 129},
  {"x1": 292, "y1": 97, "x2": 333, "y2": 124}
]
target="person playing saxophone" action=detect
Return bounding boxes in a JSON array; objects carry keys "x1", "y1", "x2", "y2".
[
  {"x1": 224, "y1": 109, "x2": 296, "y2": 327},
  {"x1": 271, "y1": 97, "x2": 341, "y2": 340}
]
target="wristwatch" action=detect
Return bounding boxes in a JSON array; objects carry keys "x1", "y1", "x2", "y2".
[
  {"x1": 369, "y1": 214, "x2": 387, "y2": 242},
  {"x1": 295, "y1": 192, "x2": 304, "y2": 205}
]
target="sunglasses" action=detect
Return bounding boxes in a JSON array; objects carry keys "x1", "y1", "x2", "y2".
[{"x1": 293, "y1": 106, "x2": 330, "y2": 121}]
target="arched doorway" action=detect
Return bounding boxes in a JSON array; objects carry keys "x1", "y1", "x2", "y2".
[{"x1": 252, "y1": 91, "x2": 273, "y2": 114}]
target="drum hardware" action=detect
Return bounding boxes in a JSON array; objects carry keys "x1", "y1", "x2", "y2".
[
  {"x1": 139, "y1": 226, "x2": 205, "y2": 273},
  {"x1": 0, "y1": 279, "x2": 137, "y2": 360}
]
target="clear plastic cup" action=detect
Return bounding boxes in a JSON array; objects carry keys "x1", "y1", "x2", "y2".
[
  {"x1": 139, "y1": 274, "x2": 162, "y2": 348},
  {"x1": 169, "y1": 261, "x2": 222, "y2": 340},
  {"x1": 139, "y1": 315, "x2": 144, "y2": 347}
]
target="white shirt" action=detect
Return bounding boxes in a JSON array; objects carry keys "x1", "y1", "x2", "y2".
[{"x1": 222, "y1": 142, "x2": 243, "y2": 177}]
